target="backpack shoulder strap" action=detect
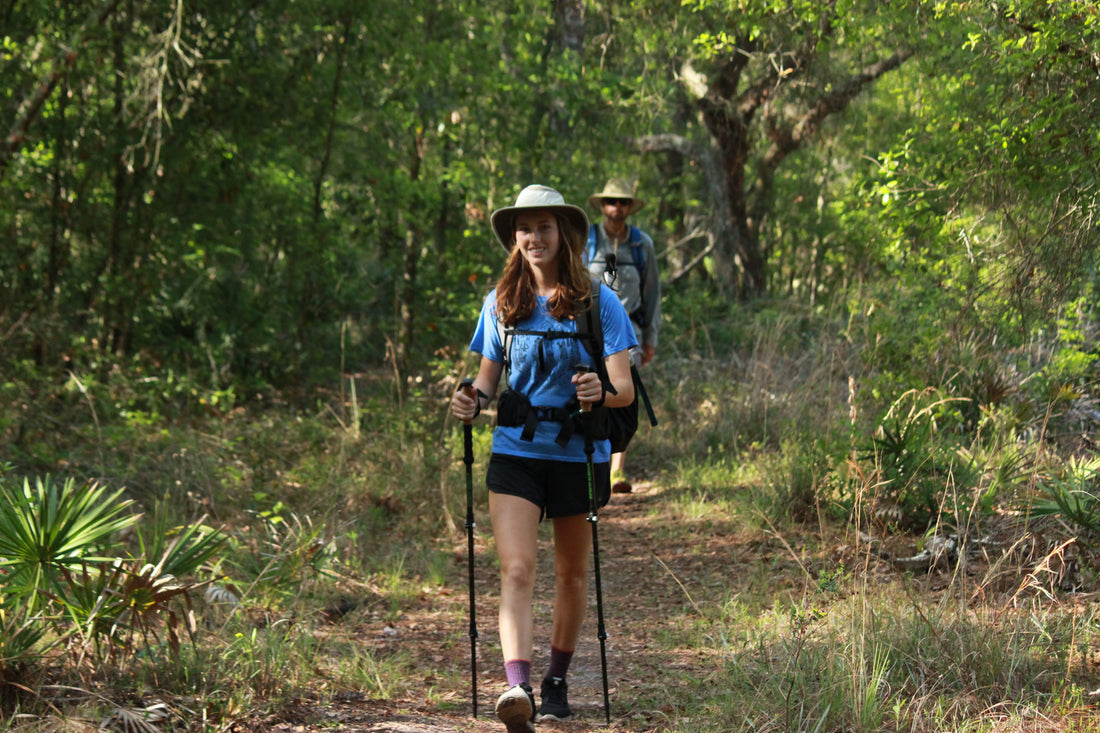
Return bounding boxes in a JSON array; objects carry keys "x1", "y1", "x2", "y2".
[
  {"x1": 628, "y1": 225, "x2": 645, "y2": 278},
  {"x1": 589, "y1": 278, "x2": 603, "y2": 358},
  {"x1": 586, "y1": 224, "x2": 598, "y2": 265},
  {"x1": 576, "y1": 277, "x2": 611, "y2": 387},
  {"x1": 496, "y1": 316, "x2": 513, "y2": 377},
  {"x1": 499, "y1": 318, "x2": 588, "y2": 380}
]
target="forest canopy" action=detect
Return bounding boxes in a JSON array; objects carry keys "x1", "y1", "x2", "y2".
[{"x1": 1, "y1": 0, "x2": 1097, "y2": 393}]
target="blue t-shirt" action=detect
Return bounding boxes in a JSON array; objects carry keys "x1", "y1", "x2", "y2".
[{"x1": 470, "y1": 283, "x2": 638, "y2": 463}]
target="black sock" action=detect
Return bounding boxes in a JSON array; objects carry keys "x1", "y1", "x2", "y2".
[{"x1": 545, "y1": 646, "x2": 573, "y2": 682}]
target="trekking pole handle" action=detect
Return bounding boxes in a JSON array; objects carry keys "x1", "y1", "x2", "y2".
[
  {"x1": 459, "y1": 378, "x2": 476, "y2": 425},
  {"x1": 573, "y1": 365, "x2": 593, "y2": 413}
]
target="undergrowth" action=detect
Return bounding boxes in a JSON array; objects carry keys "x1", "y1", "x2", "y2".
[{"x1": 2, "y1": 293, "x2": 1100, "y2": 731}]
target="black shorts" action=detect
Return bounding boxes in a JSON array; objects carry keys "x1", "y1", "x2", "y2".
[{"x1": 486, "y1": 453, "x2": 611, "y2": 520}]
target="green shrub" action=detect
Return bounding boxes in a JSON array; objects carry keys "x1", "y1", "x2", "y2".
[
  {"x1": 0, "y1": 473, "x2": 136, "y2": 614},
  {"x1": 0, "y1": 467, "x2": 224, "y2": 671},
  {"x1": 1031, "y1": 454, "x2": 1100, "y2": 540}
]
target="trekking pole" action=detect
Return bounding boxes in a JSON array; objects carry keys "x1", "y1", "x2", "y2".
[
  {"x1": 574, "y1": 365, "x2": 611, "y2": 724},
  {"x1": 459, "y1": 378, "x2": 479, "y2": 718}
]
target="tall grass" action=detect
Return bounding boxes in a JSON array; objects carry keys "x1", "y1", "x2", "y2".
[
  {"x1": 623, "y1": 292, "x2": 1100, "y2": 732},
  {"x1": 693, "y1": 584, "x2": 1098, "y2": 732},
  {"x1": 3, "y1": 290, "x2": 1100, "y2": 731},
  {"x1": 633, "y1": 467, "x2": 1099, "y2": 731}
]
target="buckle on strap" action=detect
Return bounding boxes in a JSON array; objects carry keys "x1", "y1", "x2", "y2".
[{"x1": 517, "y1": 405, "x2": 575, "y2": 444}]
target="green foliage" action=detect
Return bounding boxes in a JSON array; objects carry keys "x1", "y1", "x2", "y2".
[
  {"x1": 755, "y1": 437, "x2": 833, "y2": 525},
  {"x1": 225, "y1": 509, "x2": 339, "y2": 598},
  {"x1": 0, "y1": 595, "x2": 46, "y2": 688},
  {"x1": 3, "y1": 0, "x2": 1097, "y2": 406},
  {"x1": 854, "y1": 389, "x2": 982, "y2": 531},
  {"x1": 55, "y1": 556, "x2": 202, "y2": 662},
  {"x1": 1031, "y1": 289, "x2": 1100, "y2": 401},
  {"x1": 0, "y1": 465, "x2": 224, "y2": 679},
  {"x1": 1, "y1": 282, "x2": 1099, "y2": 728},
  {"x1": 844, "y1": 0, "x2": 1100, "y2": 326},
  {"x1": 2, "y1": 1, "x2": 1100, "y2": 725},
  {"x1": 704, "y1": 587, "x2": 1091, "y2": 733},
  {"x1": 1032, "y1": 454, "x2": 1100, "y2": 538},
  {"x1": 0, "y1": 474, "x2": 136, "y2": 613}
]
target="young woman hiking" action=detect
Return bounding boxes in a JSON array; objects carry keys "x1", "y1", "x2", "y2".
[{"x1": 451, "y1": 184, "x2": 636, "y2": 732}]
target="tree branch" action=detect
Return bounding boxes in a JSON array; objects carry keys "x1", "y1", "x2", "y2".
[
  {"x1": 633, "y1": 132, "x2": 742, "y2": 285},
  {"x1": 634, "y1": 133, "x2": 729, "y2": 214},
  {"x1": 737, "y1": 0, "x2": 838, "y2": 120},
  {"x1": 666, "y1": 233, "x2": 716, "y2": 285},
  {"x1": 765, "y1": 49, "x2": 914, "y2": 167}
]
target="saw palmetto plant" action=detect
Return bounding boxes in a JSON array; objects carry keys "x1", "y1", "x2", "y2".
[
  {"x1": 0, "y1": 474, "x2": 136, "y2": 615},
  {"x1": 0, "y1": 470, "x2": 224, "y2": 664}
]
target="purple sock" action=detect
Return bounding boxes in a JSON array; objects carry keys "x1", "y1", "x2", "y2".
[
  {"x1": 504, "y1": 659, "x2": 531, "y2": 688},
  {"x1": 545, "y1": 646, "x2": 574, "y2": 681}
]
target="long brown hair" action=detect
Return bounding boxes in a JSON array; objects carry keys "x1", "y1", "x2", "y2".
[{"x1": 495, "y1": 211, "x2": 592, "y2": 327}]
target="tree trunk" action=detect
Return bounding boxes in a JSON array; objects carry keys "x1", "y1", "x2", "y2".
[
  {"x1": 107, "y1": 3, "x2": 131, "y2": 356},
  {"x1": 393, "y1": 125, "x2": 427, "y2": 402},
  {"x1": 523, "y1": 0, "x2": 585, "y2": 159},
  {"x1": 635, "y1": 132, "x2": 742, "y2": 294},
  {"x1": 41, "y1": 4, "x2": 72, "y2": 366},
  {"x1": 313, "y1": 15, "x2": 350, "y2": 226},
  {"x1": 395, "y1": 226, "x2": 419, "y2": 403},
  {"x1": 554, "y1": 0, "x2": 585, "y2": 55},
  {"x1": 677, "y1": 25, "x2": 911, "y2": 298},
  {"x1": 653, "y1": 97, "x2": 694, "y2": 274}
]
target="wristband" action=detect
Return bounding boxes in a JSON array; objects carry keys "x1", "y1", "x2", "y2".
[{"x1": 473, "y1": 388, "x2": 489, "y2": 417}]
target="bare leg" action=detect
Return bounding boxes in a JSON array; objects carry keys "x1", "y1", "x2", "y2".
[
  {"x1": 610, "y1": 451, "x2": 625, "y2": 476},
  {"x1": 489, "y1": 492, "x2": 542, "y2": 665},
  {"x1": 610, "y1": 451, "x2": 632, "y2": 493},
  {"x1": 548, "y1": 513, "x2": 592, "y2": 653}
]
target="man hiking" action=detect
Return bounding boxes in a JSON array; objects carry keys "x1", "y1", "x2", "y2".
[{"x1": 585, "y1": 178, "x2": 661, "y2": 494}]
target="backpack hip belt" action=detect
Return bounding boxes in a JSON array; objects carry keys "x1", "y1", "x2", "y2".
[{"x1": 496, "y1": 389, "x2": 581, "y2": 447}]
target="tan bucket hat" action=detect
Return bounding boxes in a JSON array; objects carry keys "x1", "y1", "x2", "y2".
[
  {"x1": 490, "y1": 185, "x2": 589, "y2": 251},
  {"x1": 588, "y1": 177, "x2": 645, "y2": 215}
]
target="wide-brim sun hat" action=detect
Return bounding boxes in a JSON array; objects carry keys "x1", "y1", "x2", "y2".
[
  {"x1": 490, "y1": 184, "x2": 589, "y2": 251},
  {"x1": 588, "y1": 177, "x2": 645, "y2": 215}
]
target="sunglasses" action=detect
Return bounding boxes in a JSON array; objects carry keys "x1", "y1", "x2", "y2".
[{"x1": 603, "y1": 198, "x2": 632, "y2": 207}]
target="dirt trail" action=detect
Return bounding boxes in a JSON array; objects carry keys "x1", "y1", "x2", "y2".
[
  {"x1": 238, "y1": 472, "x2": 1098, "y2": 733},
  {"x1": 247, "y1": 480, "x2": 733, "y2": 733}
]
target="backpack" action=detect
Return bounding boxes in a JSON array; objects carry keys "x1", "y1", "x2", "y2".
[
  {"x1": 496, "y1": 278, "x2": 656, "y2": 453},
  {"x1": 575, "y1": 281, "x2": 639, "y2": 453},
  {"x1": 587, "y1": 224, "x2": 645, "y2": 278}
]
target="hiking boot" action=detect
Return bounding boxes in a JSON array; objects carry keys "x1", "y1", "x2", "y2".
[
  {"x1": 495, "y1": 683, "x2": 535, "y2": 733},
  {"x1": 536, "y1": 676, "x2": 573, "y2": 722},
  {"x1": 611, "y1": 479, "x2": 633, "y2": 493}
]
